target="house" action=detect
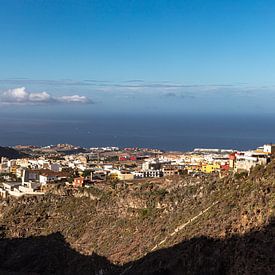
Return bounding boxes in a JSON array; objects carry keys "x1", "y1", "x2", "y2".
[
  {"x1": 221, "y1": 163, "x2": 230, "y2": 171},
  {"x1": 108, "y1": 170, "x2": 134, "y2": 181},
  {"x1": 39, "y1": 171, "x2": 69, "y2": 184},
  {"x1": 185, "y1": 164, "x2": 201, "y2": 174},
  {"x1": 143, "y1": 170, "x2": 163, "y2": 178},
  {"x1": 2, "y1": 182, "x2": 21, "y2": 191},
  {"x1": 117, "y1": 171, "x2": 134, "y2": 181},
  {"x1": 22, "y1": 169, "x2": 40, "y2": 183},
  {"x1": 91, "y1": 170, "x2": 107, "y2": 181},
  {"x1": 73, "y1": 177, "x2": 84, "y2": 188},
  {"x1": 0, "y1": 181, "x2": 44, "y2": 198},
  {"x1": 229, "y1": 153, "x2": 237, "y2": 169},
  {"x1": 263, "y1": 144, "x2": 275, "y2": 154},
  {"x1": 201, "y1": 163, "x2": 220, "y2": 174},
  {"x1": 132, "y1": 171, "x2": 144, "y2": 178},
  {"x1": 108, "y1": 173, "x2": 119, "y2": 181},
  {"x1": 19, "y1": 181, "x2": 43, "y2": 194},
  {"x1": 162, "y1": 165, "x2": 179, "y2": 176},
  {"x1": 119, "y1": 155, "x2": 129, "y2": 161},
  {"x1": 234, "y1": 151, "x2": 270, "y2": 172},
  {"x1": 0, "y1": 163, "x2": 9, "y2": 173},
  {"x1": 39, "y1": 174, "x2": 58, "y2": 184},
  {"x1": 50, "y1": 163, "x2": 61, "y2": 172},
  {"x1": 0, "y1": 182, "x2": 21, "y2": 198}
]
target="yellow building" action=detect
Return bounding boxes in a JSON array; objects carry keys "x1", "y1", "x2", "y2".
[
  {"x1": 108, "y1": 171, "x2": 134, "y2": 181},
  {"x1": 201, "y1": 163, "x2": 220, "y2": 173},
  {"x1": 107, "y1": 173, "x2": 119, "y2": 181},
  {"x1": 117, "y1": 172, "x2": 134, "y2": 181},
  {"x1": 185, "y1": 164, "x2": 201, "y2": 174},
  {"x1": 10, "y1": 166, "x2": 18, "y2": 174}
]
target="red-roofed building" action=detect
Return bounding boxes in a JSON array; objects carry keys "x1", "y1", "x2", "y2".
[{"x1": 229, "y1": 152, "x2": 237, "y2": 169}]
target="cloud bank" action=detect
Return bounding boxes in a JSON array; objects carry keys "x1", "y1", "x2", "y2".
[{"x1": 0, "y1": 87, "x2": 92, "y2": 104}]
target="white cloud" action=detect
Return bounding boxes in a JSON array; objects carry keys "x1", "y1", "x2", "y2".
[
  {"x1": 58, "y1": 95, "x2": 91, "y2": 104},
  {"x1": 0, "y1": 87, "x2": 91, "y2": 105},
  {"x1": 29, "y1": 91, "x2": 52, "y2": 102},
  {"x1": 2, "y1": 87, "x2": 30, "y2": 102}
]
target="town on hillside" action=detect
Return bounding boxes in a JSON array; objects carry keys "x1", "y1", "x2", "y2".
[{"x1": 0, "y1": 143, "x2": 274, "y2": 198}]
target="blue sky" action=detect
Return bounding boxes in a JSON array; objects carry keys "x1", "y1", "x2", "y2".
[{"x1": 0, "y1": 0, "x2": 275, "y2": 114}]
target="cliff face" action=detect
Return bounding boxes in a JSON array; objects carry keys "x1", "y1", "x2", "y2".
[{"x1": 0, "y1": 162, "x2": 275, "y2": 274}]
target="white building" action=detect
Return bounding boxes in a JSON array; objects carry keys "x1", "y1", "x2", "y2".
[
  {"x1": 143, "y1": 170, "x2": 163, "y2": 178},
  {"x1": 39, "y1": 174, "x2": 58, "y2": 184},
  {"x1": 263, "y1": 144, "x2": 275, "y2": 154},
  {"x1": 234, "y1": 151, "x2": 269, "y2": 172},
  {"x1": 0, "y1": 181, "x2": 44, "y2": 198}
]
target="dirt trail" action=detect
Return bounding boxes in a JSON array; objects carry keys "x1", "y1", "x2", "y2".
[{"x1": 151, "y1": 200, "x2": 219, "y2": 251}]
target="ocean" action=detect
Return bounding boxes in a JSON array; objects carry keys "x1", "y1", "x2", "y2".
[{"x1": 0, "y1": 112, "x2": 275, "y2": 151}]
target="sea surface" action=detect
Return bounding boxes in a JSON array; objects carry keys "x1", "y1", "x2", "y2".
[{"x1": 1, "y1": 112, "x2": 275, "y2": 151}]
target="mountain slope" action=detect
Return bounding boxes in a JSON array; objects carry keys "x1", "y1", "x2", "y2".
[
  {"x1": 0, "y1": 146, "x2": 28, "y2": 159},
  {"x1": 0, "y1": 161, "x2": 275, "y2": 274}
]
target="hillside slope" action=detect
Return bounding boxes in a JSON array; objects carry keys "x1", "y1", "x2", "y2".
[
  {"x1": 0, "y1": 146, "x2": 28, "y2": 159},
  {"x1": 0, "y1": 162, "x2": 275, "y2": 274}
]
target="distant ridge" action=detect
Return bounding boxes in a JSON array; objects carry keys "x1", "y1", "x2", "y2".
[{"x1": 0, "y1": 146, "x2": 28, "y2": 159}]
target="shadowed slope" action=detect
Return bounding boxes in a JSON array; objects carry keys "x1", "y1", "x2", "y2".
[
  {"x1": 0, "y1": 232, "x2": 121, "y2": 275},
  {"x1": 122, "y1": 220, "x2": 275, "y2": 275},
  {"x1": 0, "y1": 221, "x2": 274, "y2": 275}
]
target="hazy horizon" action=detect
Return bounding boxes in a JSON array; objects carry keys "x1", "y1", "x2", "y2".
[{"x1": 1, "y1": 1, "x2": 275, "y2": 147}]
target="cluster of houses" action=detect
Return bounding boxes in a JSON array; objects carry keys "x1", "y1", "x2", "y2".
[{"x1": 0, "y1": 143, "x2": 274, "y2": 198}]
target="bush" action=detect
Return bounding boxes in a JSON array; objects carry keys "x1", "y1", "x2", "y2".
[{"x1": 139, "y1": 208, "x2": 153, "y2": 219}]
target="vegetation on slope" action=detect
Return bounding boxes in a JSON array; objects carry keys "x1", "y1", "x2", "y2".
[
  {"x1": 0, "y1": 146, "x2": 28, "y2": 159},
  {"x1": 0, "y1": 161, "x2": 275, "y2": 274}
]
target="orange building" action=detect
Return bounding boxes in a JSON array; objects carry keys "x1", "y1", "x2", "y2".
[{"x1": 73, "y1": 177, "x2": 84, "y2": 188}]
